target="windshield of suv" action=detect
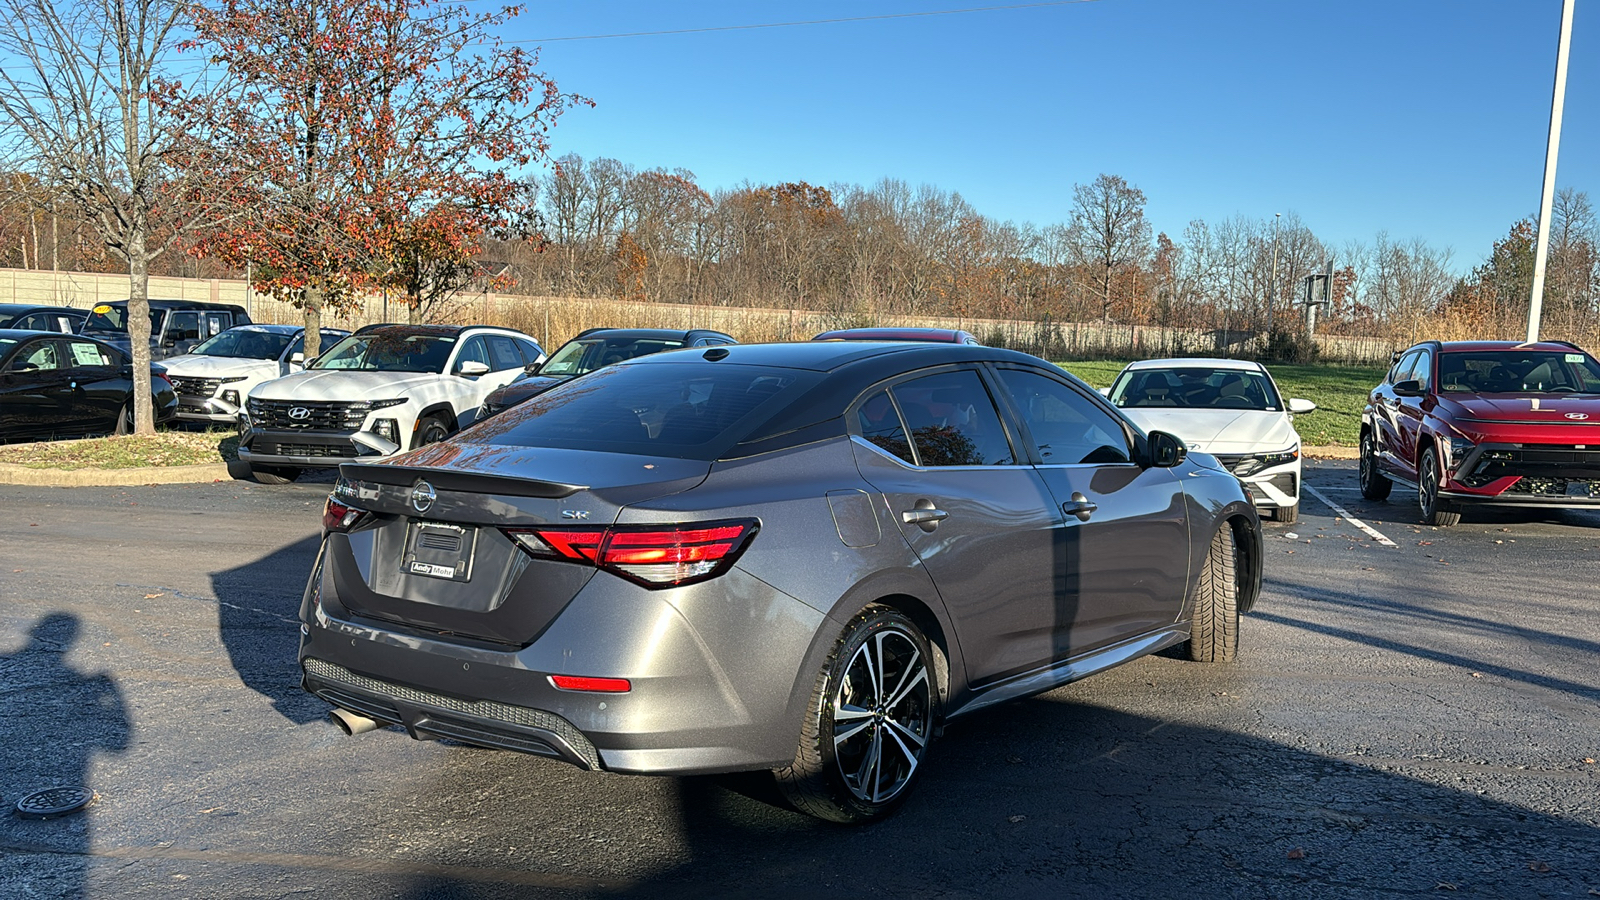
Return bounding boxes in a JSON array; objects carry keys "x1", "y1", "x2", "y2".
[
  {"x1": 192, "y1": 329, "x2": 293, "y2": 360},
  {"x1": 311, "y1": 332, "x2": 456, "y2": 372},
  {"x1": 1439, "y1": 350, "x2": 1600, "y2": 393},
  {"x1": 469, "y1": 362, "x2": 818, "y2": 460},
  {"x1": 82, "y1": 304, "x2": 164, "y2": 336},
  {"x1": 1109, "y1": 366, "x2": 1282, "y2": 411},
  {"x1": 538, "y1": 336, "x2": 687, "y2": 378}
]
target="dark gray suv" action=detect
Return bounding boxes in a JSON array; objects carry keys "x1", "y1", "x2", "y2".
[{"x1": 300, "y1": 341, "x2": 1262, "y2": 822}]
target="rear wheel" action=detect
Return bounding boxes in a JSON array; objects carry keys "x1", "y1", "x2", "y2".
[
  {"x1": 250, "y1": 466, "x2": 301, "y2": 485},
  {"x1": 1417, "y1": 446, "x2": 1461, "y2": 527},
  {"x1": 1188, "y1": 524, "x2": 1239, "y2": 663},
  {"x1": 775, "y1": 606, "x2": 938, "y2": 823},
  {"x1": 113, "y1": 403, "x2": 133, "y2": 436},
  {"x1": 1359, "y1": 431, "x2": 1392, "y2": 501},
  {"x1": 1271, "y1": 502, "x2": 1298, "y2": 524}
]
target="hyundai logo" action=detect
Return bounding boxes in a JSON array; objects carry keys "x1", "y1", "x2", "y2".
[
  {"x1": 410, "y1": 480, "x2": 437, "y2": 514},
  {"x1": 288, "y1": 407, "x2": 311, "y2": 420},
  {"x1": 1566, "y1": 412, "x2": 1590, "y2": 420}
]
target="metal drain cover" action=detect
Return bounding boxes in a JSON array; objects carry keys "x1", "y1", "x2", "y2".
[{"x1": 15, "y1": 786, "x2": 96, "y2": 819}]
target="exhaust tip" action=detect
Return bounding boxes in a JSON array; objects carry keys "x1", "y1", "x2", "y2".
[{"x1": 329, "y1": 707, "x2": 382, "y2": 735}]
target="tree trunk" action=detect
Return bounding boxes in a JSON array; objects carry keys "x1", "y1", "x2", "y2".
[
  {"x1": 127, "y1": 224, "x2": 155, "y2": 434},
  {"x1": 302, "y1": 282, "x2": 325, "y2": 359}
]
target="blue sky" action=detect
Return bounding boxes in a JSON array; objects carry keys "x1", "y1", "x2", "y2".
[{"x1": 517, "y1": 1, "x2": 1596, "y2": 269}]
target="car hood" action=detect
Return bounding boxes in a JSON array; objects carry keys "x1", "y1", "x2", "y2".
[
  {"x1": 1122, "y1": 409, "x2": 1300, "y2": 454},
  {"x1": 160, "y1": 354, "x2": 278, "y2": 378},
  {"x1": 1446, "y1": 393, "x2": 1600, "y2": 424},
  {"x1": 251, "y1": 369, "x2": 443, "y2": 401},
  {"x1": 488, "y1": 374, "x2": 569, "y2": 405}
]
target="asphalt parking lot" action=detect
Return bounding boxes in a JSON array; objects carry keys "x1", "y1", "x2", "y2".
[{"x1": 2, "y1": 459, "x2": 1598, "y2": 899}]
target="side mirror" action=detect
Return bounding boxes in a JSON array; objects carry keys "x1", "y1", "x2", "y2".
[
  {"x1": 457, "y1": 360, "x2": 491, "y2": 377},
  {"x1": 1098, "y1": 387, "x2": 1111, "y2": 397},
  {"x1": 1392, "y1": 379, "x2": 1424, "y2": 398},
  {"x1": 522, "y1": 361, "x2": 542, "y2": 375},
  {"x1": 1146, "y1": 430, "x2": 1188, "y2": 468},
  {"x1": 1287, "y1": 398, "x2": 1317, "y2": 414},
  {"x1": 289, "y1": 352, "x2": 305, "y2": 365}
]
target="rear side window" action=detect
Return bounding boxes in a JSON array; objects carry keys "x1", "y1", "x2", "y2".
[
  {"x1": 469, "y1": 363, "x2": 819, "y2": 460},
  {"x1": 856, "y1": 390, "x2": 914, "y2": 463},
  {"x1": 890, "y1": 369, "x2": 1015, "y2": 466},
  {"x1": 65, "y1": 340, "x2": 116, "y2": 367}
]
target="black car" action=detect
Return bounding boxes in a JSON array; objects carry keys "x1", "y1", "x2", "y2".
[
  {"x1": 0, "y1": 304, "x2": 89, "y2": 334},
  {"x1": 474, "y1": 327, "x2": 737, "y2": 420},
  {"x1": 79, "y1": 299, "x2": 252, "y2": 361},
  {"x1": 0, "y1": 329, "x2": 178, "y2": 442}
]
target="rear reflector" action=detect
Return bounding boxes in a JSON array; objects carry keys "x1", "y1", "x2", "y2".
[
  {"x1": 505, "y1": 519, "x2": 759, "y2": 588},
  {"x1": 549, "y1": 675, "x2": 632, "y2": 693}
]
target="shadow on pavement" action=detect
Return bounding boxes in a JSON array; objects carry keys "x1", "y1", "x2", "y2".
[{"x1": 211, "y1": 534, "x2": 326, "y2": 724}]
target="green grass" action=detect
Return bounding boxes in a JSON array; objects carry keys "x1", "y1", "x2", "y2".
[
  {"x1": 1054, "y1": 359, "x2": 1386, "y2": 447},
  {"x1": 0, "y1": 430, "x2": 239, "y2": 469}
]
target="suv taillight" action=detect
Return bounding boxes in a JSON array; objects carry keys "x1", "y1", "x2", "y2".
[{"x1": 504, "y1": 520, "x2": 759, "y2": 588}]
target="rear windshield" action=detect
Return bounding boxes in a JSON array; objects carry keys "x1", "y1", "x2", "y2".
[
  {"x1": 312, "y1": 332, "x2": 456, "y2": 373},
  {"x1": 193, "y1": 329, "x2": 293, "y2": 359},
  {"x1": 1438, "y1": 350, "x2": 1600, "y2": 393},
  {"x1": 83, "y1": 304, "x2": 164, "y2": 336},
  {"x1": 1109, "y1": 366, "x2": 1282, "y2": 411},
  {"x1": 465, "y1": 362, "x2": 820, "y2": 460}
]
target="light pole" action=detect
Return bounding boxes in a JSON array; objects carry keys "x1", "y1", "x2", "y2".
[
  {"x1": 1266, "y1": 212, "x2": 1281, "y2": 337},
  {"x1": 1528, "y1": 0, "x2": 1576, "y2": 342}
]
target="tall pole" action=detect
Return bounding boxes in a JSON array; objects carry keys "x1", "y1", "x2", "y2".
[
  {"x1": 1266, "y1": 212, "x2": 1281, "y2": 336},
  {"x1": 1528, "y1": 0, "x2": 1576, "y2": 343}
]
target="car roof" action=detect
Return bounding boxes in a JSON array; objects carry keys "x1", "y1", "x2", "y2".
[
  {"x1": 355, "y1": 324, "x2": 465, "y2": 338},
  {"x1": 1121, "y1": 357, "x2": 1266, "y2": 372},
  {"x1": 813, "y1": 327, "x2": 973, "y2": 343},
  {"x1": 565, "y1": 327, "x2": 734, "y2": 342},
  {"x1": 97, "y1": 299, "x2": 249, "y2": 312},
  {"x1": 222, "y1": 323, "x2": 349, "y2": 335},
  {"x1": 1431, "y1": 340, "x2": 1589, "y2": 353},
  {"x1": 611, "y1": 339, "x2": 1047, "y2": 375},
  {"x1": 0, "y1": 303, "x2": 84, "y2": 315}
]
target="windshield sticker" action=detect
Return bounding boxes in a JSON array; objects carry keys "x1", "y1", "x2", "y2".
[
  {"x1": 92, "y1": 304, "x2": 112, "y2": 314},
  {"x1": 1566, "y1": 353, "x2": 1585, "y2": 363},
  {"x1": 69, "y1": 343, "x2": 104, "y2": 366}
]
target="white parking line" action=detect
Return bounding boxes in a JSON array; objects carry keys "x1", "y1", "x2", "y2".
[{"x1": 1301, "y1": 484, "x2": 1398, "y2": 547}]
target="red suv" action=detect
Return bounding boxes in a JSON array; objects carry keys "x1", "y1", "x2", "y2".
[{"x1": 1360, "y1": 340, "x2": 1600, "y2": 526}]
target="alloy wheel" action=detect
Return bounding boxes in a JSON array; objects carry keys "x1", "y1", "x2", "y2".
[{"x1": 831, "y1": 628, "x2": 932, "y2": 804}]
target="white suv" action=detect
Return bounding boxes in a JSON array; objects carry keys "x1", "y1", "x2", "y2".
[
  {"x1": 238, "y1": 324, "x2": 544, "y2": 484},
  {"x1": 163, "y1": 324, "x2": 350, "y2": 424}
]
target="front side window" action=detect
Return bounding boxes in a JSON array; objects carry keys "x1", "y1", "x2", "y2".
[
  {"x1": 890, "y1": 369, "x2": 1014, "y2": 467},
  {"x1": 487, "y1": 336, "x2": 525, "y2": 371},
  {"x1": 312, "y1": 332, "x2": 458, "y2": 373},
  {"x1": 165, "y1": 312, "x2": 202, "y2": 343},
  {"x1": 10, "y1": 341, "x2": 62, "y2": 371},
  {"x1": 998, "y1": 368, "x2": 1130, "y2": 465},
  {"x1": 454, "y1": 337, "x2": 490, "y2": 372}
]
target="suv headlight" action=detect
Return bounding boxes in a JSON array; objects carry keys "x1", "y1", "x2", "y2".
[
  {"x1": 1447, "y1": 436, "x2": 1476, "y2": 471},
  {"x1": 1256, "y1": 447, "x2": 1300, "y2": 468}
]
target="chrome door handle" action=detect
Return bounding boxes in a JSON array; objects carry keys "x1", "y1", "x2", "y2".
[
  {"x1": 1064, "y1": 492, "x2": 1098, "y2": 522},
  {"x1": 902, "y1": 506, "x2": 949, "y2": 532}
]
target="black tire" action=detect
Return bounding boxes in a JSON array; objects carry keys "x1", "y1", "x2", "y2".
[
  {"x1": 774, "y1": 606, "x2": 938, "y2": 823},
  {"x1": 1417, "y1": 446, "x2": 1461, "y2": 527},
  {"x1": 412, "y1": 415, "x2": 452, "y2": 449},
  {"x1": 250, "y1": 465, "x2": 301, "y2": 485},
  {"x1": 113, "y1": 403, "x2": 133, "y2": 436},
  {"x1": 1359, "y1": 431, "x2": 1392, "y2": 501},
  {"x1": 1271, "y1": 502, "x2": 1298, "y2": 524},
  {"x1": 1188, "y1": 524, "x2": 1239, "y2": 663}
]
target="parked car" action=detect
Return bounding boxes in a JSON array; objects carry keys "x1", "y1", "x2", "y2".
[
  {"x1": 475, "y1": 327, "x2": 737, "y2": 421},
  {"x1": 1361, "y1": 339, "x2": 1600, "y2": 526},
  {"x1": 162, "y1": 324, "x2": 351, "y2": 425},
  {"x1": 813, "y1": 326, "x2": 982, "y2": 345},
  {"x1": 0, "y1": 304, "x2": 88, "y2": 334},
  {"x1": 1105, "y1": 358, "x2": 1315, "y2": 523},
  {"x1": 238, "y1": 324, "x2": 544, "y2": 484},
  {"x1": 79, "y1": 299, "x2": 252, "y2": 361},
  {"x1": 0, "y1": 329, "x2": 177, "y2": 441},
  {"x1": 299, "y1": 341, "x2": 1263, "y2": 823}
]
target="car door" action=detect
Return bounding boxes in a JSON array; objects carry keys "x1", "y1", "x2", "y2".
[
  {"x1": 849, "y1": 365, "x2": 1064, "y2": 686},
  {"x1": 992, "y1": 365, "x2": 1191, "y2": 657},
  {"x1": 1393, "y1": 347, "x2": 1433, "y2": 479},
  {"x1": 0, "y1": 338, "x2": 74, "y2": 438},
  {"x1": 1371, "y1": 350, "x2": 1417, "y2": 479},
  {"x1": 60, "y1": 338, "x2": 127, "y2": 432}
]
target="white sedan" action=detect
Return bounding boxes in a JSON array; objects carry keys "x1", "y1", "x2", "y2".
[{"x1": 1105, "y1": 358, "x2": 1315, "y2": 523}]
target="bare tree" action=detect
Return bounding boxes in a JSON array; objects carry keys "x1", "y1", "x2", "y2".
[
  {"x1": 0, "y1": 0, "x2": 239, "y2": 432},
  {"x1": 1068, "y1": 174, "x2": 1152, "y2": 323}
]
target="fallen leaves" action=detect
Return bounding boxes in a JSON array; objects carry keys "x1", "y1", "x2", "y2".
[
  {"x1": 144, "y1": 592, "x2": 164, "y2": 599},
  {"x1": 1286, "y1": 847, "x2": 1305, "y2": 860}
]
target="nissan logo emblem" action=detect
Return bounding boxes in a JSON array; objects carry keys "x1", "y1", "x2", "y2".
[
  {"x1": 410, "y1": 480, "x2": 437, "y2": 514},
  {"x1": 288, "y1": 407, "x2": 311, "y2": 420},
  {"x1": 1566, "y1": 412, "x2": 1590, "y2": 420}
]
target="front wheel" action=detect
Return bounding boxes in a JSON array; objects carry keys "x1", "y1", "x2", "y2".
[
  {"x1": 1271, "y1": 502, "x2": 1298, "y2": 524},
  {"x1": 1417, "y1": 446, "x2": 1461, "y2": 527},
  {"x1": 412, "y1": 415, "x2": 452, "y2": 449},
  {"x1": 775, "y1": 606, "x2": 938, "y2": 823},
  {"x1": 250, "y1": 465, "x2": 301, "y2": 485},
  {"x1": 1359, "y1": 431, "x2": 1392, "y2": 501},
  {"x1": 113, "y1": 403, "x2": 133, "y2": 436},
  {"x1": 1188, "y1": 524, "x2": 1240, "y2": 663}
]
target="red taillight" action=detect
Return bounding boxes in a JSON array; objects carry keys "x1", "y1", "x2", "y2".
[
  {"x1": 505, "y1": 519, "x2": 759, "y2": 588},
  {"x1": 549, "y1": 675, "x2": 631, "y2": 693},
  {"x1": 323, "y1": 496, "x2": 370, "y2": 533}
]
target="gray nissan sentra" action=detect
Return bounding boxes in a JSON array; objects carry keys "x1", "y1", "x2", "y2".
[{"x1": 299, "y1": 341, "x2": 1262, "y2": 822}]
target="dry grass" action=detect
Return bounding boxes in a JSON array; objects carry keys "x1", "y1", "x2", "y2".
[{"x1": 0, "y1": 431, "x2": 238, "y2": 469}]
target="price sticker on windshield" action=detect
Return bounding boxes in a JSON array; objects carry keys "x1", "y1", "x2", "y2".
[{"x1": 1566, "y1": 354, "x2": 1585, "y2": 363}]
